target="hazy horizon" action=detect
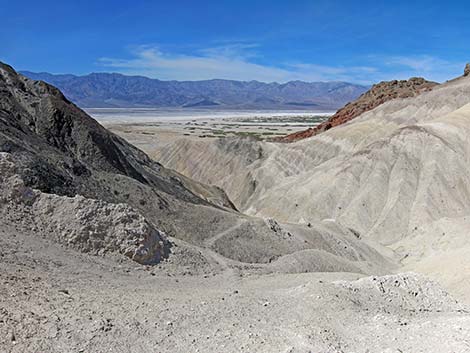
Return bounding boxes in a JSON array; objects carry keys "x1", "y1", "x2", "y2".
[
  {"x1": 19, "y1": 69, "x2": 372, "y2": 85},
  {"x1": 3, "y1": 0, "x2": 469, "y2": 85}
]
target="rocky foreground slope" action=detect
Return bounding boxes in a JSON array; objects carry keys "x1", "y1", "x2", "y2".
[
  {"x1": 0, "y1": 152, "x2": 168, "y2": 264},
  {"x1": 276, "y1": 77, "x2": 438, "y2": 142},
  {"x1": 2, "y1": 240, "x2": 469, "y2": 353}
]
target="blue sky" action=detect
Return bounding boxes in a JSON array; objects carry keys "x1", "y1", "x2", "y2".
[{"x1": 1, "y1": 0, "x2": 469, "y2": 84}]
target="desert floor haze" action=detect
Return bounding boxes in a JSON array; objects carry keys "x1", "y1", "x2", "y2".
[{"x1": 3, "y1": 56, "x2": 470, "y2": 353}]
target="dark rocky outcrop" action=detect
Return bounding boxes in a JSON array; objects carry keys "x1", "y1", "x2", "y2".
[
  {"x1": 0, "y1": 61, "x2": 239, "y2": 242},
  {"x1": 275, "y1": 77, "x2": 438, "y2": 142}
]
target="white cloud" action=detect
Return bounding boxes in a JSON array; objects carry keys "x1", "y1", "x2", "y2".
[
  {"x1": 379, "y1": 55, "x2": 464, "y2": 82},
  {"x1": 99, "y1": 45, "x2": 288, "y2": 82},
  {"x1": 98, "y1": 44, "x2": 376, "y2": 83},
  {"x1": 386, "y1": 55, "x2": 442, "y2": 71},
  {"x1": 97, "y1": 45, "x2": 464, "y2": 84}
]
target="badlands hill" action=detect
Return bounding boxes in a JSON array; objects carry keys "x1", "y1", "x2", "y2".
[
  {"x1": 276, "y1": 77, "x2": 438, "y2": 142},
  {"x1": 20, "y1": 70, "x2": 368, "y2": 110},
  {"x1": 2, "y1": 61, "x2": 470, "y2": 352},
  {"x1": 155, "y1": 64, "x2": 470, "y2": 300}
]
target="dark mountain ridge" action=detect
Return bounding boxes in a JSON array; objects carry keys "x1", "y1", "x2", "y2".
[{"x1": 20, "y1": 70, "x2": 368, "y2": 110}]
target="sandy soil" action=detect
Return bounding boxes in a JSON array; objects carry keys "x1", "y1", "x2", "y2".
[{"x1": 2, "y1": 224, "x2": 470, "y2": 353}]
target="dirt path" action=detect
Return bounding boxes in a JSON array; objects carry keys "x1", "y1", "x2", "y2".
[{"x1": 204, "y1": 218, "x2": 247, "y2": 248}]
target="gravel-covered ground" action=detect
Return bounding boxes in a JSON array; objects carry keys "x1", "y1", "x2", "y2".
[{"x1": 2, "y1": 223, "x2": 470, "y2": 353}]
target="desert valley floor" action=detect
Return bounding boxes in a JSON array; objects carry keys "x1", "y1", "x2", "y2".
[{"x1": 3, "y1": 62, "x2": 470, "y2": 352}]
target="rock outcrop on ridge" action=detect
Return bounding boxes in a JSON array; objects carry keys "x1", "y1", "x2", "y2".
[{"x1": 275, "y1": 77, "x2": 438, "y2": 142}]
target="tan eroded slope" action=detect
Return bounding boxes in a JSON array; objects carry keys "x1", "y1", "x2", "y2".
[{"x1": 153, "y1": 74, "x2": 470, "y2": 299}]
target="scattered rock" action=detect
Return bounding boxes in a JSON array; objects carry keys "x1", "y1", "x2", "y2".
[
  {"x1": 0, "y1": 153, "x2": 169, "y2": 265},
  {"x1": 465, "y1": 63, "x2": 470, "y2": 77}
]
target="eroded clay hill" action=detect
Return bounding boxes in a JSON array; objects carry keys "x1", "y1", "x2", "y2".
[
  {"x1": 155, "y1": 65, "x2": 470, "y2": 300},
  {"x1": 276, "y1": 77, "x2": 438, "y2": 142}
]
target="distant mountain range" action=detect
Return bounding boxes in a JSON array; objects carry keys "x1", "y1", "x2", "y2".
[{"x1": 20, "y1": 71, "x2": 368, "y2": 110}]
